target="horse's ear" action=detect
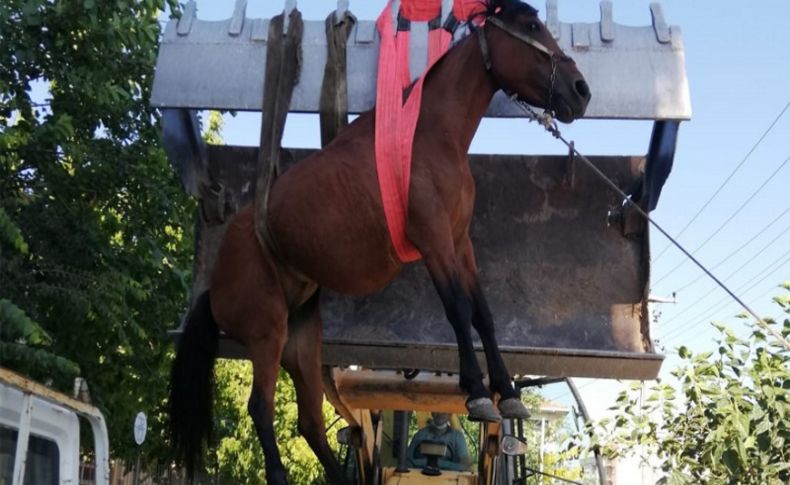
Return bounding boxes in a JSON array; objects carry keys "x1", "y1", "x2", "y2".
[
  {"x1": 486, "y1": 0, "x2": 521, "y2": 18},
  {"x1": 479, "y1": 0, "x2": 499, "y2": 17},
  {"x1": 465, "y1": 0, "x2": 496, "y2": 25}
]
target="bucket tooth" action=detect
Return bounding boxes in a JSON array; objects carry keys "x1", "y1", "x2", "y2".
[
  {"x1": 600, "y1": 1, "x2": 614, "y2": 42},
  {"x1": 571, "y1": 23, "x2": 590, "y2": 50},
  {"x1": 546, "y1": 0, "x2": 560, "y2": 40},
  {"x1": 650, "y1": 3, "x2": 671, "y2": 43},
  {"x1": 229, "y1": 0, "x2": 247, "y2": 36},
  {"x1": 177, "y1": 1, "x2": 196, "y2": 36}
]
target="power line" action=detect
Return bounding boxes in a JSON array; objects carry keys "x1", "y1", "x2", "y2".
[
  {"x1": 658, "y1": 251, "x2": 790, "y2": 348},
  {"x1": 684, "y1": 282, "x2": 790, "y2": 345},
  {"x1": 671, "y1": 206, "x2": 790, "y2": 293},
  {"x1": 748, "y1": 282, "x2": 790, "y2": 306},
  {"x1": 660, "y1": 248, "x2": 790, "y2": 342},
  {"x1": 657, "y1": 238, "x2": 790, "y2": 337},
  {"x1": 653, "y1": 154, "x2": 790, "y2": 286},
  {"x1": 652, "y1": 100, "x2": 790, "y2": 262},
  {"x1": 669, "y1": 218, "x2": 790, "y2": 300},
  {"x1": 659, "y1": 250, "x2": 790, "y2": 344},
  {"x1": 667, "y1": 295, "x2": 781, "y2": 354}
]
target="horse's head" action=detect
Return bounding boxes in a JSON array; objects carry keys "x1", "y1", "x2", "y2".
[{"x1": 479, "y1": 0, "x2": 590, "y2": 123}]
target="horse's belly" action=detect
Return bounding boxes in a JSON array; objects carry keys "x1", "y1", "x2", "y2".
[
  {"x1": 268, "y1": 185, "x2": 404, "y2": 296},
  {"x1": 282, "y1": 221, "x2": 403, "y2": 295}
]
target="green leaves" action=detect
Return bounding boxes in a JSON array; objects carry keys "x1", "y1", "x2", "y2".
[
  {"x1": 0, "y1": 299, "x2": 80, "y2": 387},
  {"x1": 583, "y1": 288, "x2": 790, "y2": 484},
  {"x1": 0, "y1": 207, "x2": 29, "y2": 254},
  {"x1": 212, "y1": 361, "x2": 343, "y2": 483},
  {"x1": 0, "y1": 342, "x2": 80, "y2": 382},
  {"x1": 1, "y1": 0, "x2": 191, "y2": 466},
  {"x1": 0, "y1": 298, "x2": 51, "y2": 345},
  {"x1": 678, "y1": 345, "x2": 690, "y2": 358}
]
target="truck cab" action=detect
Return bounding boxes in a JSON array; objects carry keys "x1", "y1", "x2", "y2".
[{"x1": 0, "y1": 368, "x2": 109, "y2": 485}]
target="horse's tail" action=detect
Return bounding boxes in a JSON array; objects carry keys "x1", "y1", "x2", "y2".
[{"x1": 168, "y1": 290, "x2": 219, "y2": 476}]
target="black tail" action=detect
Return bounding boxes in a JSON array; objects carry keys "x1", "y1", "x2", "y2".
[{"x1": 168, "y1": 291, "x2": 219, "y2": 476}]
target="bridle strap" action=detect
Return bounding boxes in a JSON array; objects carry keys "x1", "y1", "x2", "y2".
[
  {"x1": 486, "y1": 16, "x2": 559, "y2": 59},
  {"x1": 477, "y1": 17, "x2": 564, "y2": 74},
  {"x1": 477, "y1": 26, "x2": 493, "y2": 70},
  {"x1": 477, "y1": 16, "x2": 562, "y2": 115}
]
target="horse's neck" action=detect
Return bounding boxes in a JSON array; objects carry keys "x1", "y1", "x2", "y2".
[{"x1": 419, "y1": 33, "x2": 497, "y2": 151}]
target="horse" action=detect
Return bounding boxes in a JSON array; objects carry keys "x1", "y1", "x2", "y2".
[{"x1": 168, "y1": 0, "x2": 590, "y2": 483}]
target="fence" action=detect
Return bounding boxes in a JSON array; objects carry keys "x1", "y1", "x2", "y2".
[{"x1": 79, "y1": 460, "x2": 218, "y2": 485}]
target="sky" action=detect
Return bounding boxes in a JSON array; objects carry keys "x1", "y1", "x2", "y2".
[{"x1": 176, "y1": 0, "x2": 790, "y2": 427}]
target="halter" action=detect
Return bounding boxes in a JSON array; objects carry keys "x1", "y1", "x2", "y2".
[{"x1": 477, "y1": 16, "x2": 568, "y2": 114}]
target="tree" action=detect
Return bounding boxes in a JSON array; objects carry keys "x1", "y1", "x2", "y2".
[
  {"x1": 0, "y1": 207, "x2": 80, "y2": 384},
  {"x1": 1, "y1": 0, "x2": 191, "y2": 463},
  {"x1": 517, "y1": 391, "x2": 584, "y2": 482},
  {"x1": 586, "y1": 285, "x2": 790, "y2": 484}
]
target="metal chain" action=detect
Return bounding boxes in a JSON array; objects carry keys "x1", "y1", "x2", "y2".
[
  {"x1": 546, "y1": 55, "x2": 557, "y2": 117},
  {"x1": 511, "y1": 95, "x2": 790, "y2": 352}
]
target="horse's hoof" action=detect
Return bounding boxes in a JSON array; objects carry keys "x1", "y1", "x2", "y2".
[
  {"x1": 498, "y1": 397, "x2": 531, "y2": 419},
  {"x1": 466, "y1": 397, "x2": 502, "y2": 422}
]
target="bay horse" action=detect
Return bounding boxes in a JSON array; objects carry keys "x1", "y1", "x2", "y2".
[{"x1": 169, "y1": 0, "x2": 590, "y2": 483}]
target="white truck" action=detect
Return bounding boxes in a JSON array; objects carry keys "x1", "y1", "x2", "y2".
[{"x1": 0, "y1": 367, "x2": 109, "y2": 485}]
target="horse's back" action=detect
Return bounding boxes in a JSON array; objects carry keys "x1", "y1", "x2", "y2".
[{"x1": 267, "y1": 113, "x2": 403, "y2": 295}]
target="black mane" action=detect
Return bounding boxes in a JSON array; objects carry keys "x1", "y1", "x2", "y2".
[{"x1": 467, "y1": 0, "x2": 539, "y2": 27}]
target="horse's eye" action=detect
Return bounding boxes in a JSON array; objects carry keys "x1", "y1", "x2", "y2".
[{"x1": 527, "y1": 22, "x2": 540, "y2": 33}]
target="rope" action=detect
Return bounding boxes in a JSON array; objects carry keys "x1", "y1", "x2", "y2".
[{"x1": 511, "y1": 97, "x2": 790, "y2": 352}]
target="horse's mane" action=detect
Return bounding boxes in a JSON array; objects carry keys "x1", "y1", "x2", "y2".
[
  {"x1": 417, "y1": 0, "x2": 539, "y2": 83},
  {"x1": 467, "y1": 0, "x2": 539, "y2": 26}
]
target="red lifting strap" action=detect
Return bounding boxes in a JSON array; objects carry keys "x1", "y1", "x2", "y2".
[
  {"x1": 401, "y1": 0, "x2": 441, "y2": 21},
  {"x1": 374, "y1": 0, "x2": 485, "y2": 263},
  {"x1": 374, "y1": 1, "x2": 452, "y2": 263}
]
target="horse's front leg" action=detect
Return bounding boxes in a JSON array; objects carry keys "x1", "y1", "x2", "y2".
[
  {"x1": 458, "y1": 235, "x2": 531, "y2": 419},
  {"x1": 423, "y1": 254, "x2": 503, "y2": 422},
  {"x1": 411, "y1": 217, "x2": 499, "y2": 421}
]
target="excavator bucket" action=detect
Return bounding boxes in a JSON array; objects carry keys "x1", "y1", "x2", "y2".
[{"x1": 154, "y1": 0, "x2": 691, "y2": 380}]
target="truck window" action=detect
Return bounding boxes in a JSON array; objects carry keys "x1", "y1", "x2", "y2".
[{"x1": 0, "y1": 426, "x2": 59, "y2": 485}]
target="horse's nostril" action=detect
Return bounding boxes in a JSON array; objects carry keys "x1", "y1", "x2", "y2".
[{"x1": 575, "y1": 79, "x2": 590, "y2": 100}]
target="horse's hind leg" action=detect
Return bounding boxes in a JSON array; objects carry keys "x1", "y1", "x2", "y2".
[
  {"x1": 248, "y1": 330, "x2": 289, "y2": 485},
  {"x1": 210, "y1": 208, "x2": 291, "y2": 484},
  {"x1": 223, "y1": 287, "x2": 289, "y2": 483},
  {"x1": 282, "y1": 291, "x2": 349, "y2": 485}
]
